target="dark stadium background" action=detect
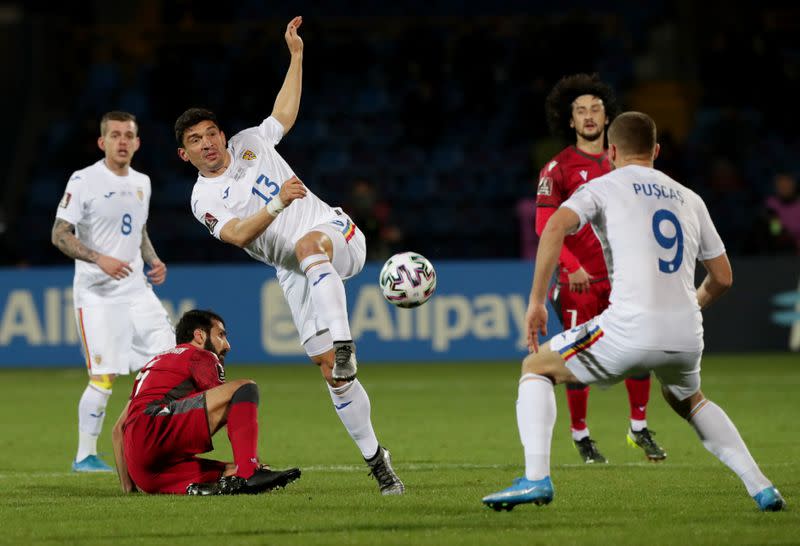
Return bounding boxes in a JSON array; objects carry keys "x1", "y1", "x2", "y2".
[{"x1": 1, "y1": 1, "x2": 798, "y2": 266}]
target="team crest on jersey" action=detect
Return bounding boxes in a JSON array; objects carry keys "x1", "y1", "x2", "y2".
[
  {"x1": 203, "y1": 212, "x2": 219, "y2": 234},
  {"x1": 136, "y1": 188, "x2": 144, "y2": 202},
  {"x1": 547, "y1": 160, "x2": 558, "y2": 172},
  {"x1": 537, "y1": 177, "x2": 552, "y2": 196},
  {"x1": 241, "y1": 150, "x2": 257, "y2": 161},
  {"x1": 93, "y1": 354, "x2": 103, "y2": 365},
  {"x1": 579, "y1": 170, "x2": 588, "y2": 181},
  {"x1": 58, "y1": 192, "x2": 72, "y2": 208}
]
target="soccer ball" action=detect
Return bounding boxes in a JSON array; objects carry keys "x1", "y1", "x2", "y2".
[{"x1": 379, "y1": 251, "x2": 437, "y2": 308}]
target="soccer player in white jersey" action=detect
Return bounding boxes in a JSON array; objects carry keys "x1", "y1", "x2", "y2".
[
  {"x1": 482, "y1": 112, "x2": 785, "y2": 512},
  {"x1": 52, "y1": 111, "x2": 176, "y2": 473},
  {"x1": 173, "y1": 17, "x2": 403, "y2": 495}
]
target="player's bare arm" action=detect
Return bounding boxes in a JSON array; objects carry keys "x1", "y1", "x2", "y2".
[
  {"x1": 528, "y1": 207, "x2": 581, "y2": 352},
  {"x1": 696, "y1": 253, "x2": 733, "y2": 310},
  {"x1": 51, "y1": 218, "x2": 132, "y2": 279},
  {"x1": 112, "y1": 401, "x2": 137, "y2": 493},
  {"x1": 220, "y1": 176, "x2": 308, "y2": 247},
  {"x1": 141, "y1": 225, "x2": 167, "y2": 285},
  {"x1": 270, "y1": 16, "x2": 304, "y2": 134}
]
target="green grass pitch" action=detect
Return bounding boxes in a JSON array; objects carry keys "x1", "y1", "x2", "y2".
[{"x1": 0, "y1": 354, "x2": 798, "y2": 545}]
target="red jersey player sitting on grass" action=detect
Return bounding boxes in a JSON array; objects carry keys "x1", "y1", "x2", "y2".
[
  {"x1": 535, "y1": 73, "x2": 667, "y2": 463},
  {"x1": 112, "y1": 309, "x2": 300, "y2": 495}
]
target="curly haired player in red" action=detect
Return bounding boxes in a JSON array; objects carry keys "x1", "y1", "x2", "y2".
[
  {"x1": 112, "y1": 309, "x2": 300, "y2": 495},
  {"x1": 535, "y1": 74, "x2": 666, "y2": 462}
]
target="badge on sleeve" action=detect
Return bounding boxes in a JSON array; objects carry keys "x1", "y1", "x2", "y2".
[
  {"x1": 59, "y1": 192, "x2": 72, "y2": 208},
  {"x1": 537, "y1": 177, "x2": 552, "y2": 196},
  {"x1": 241, "y1": 150, "x2": 257, "y2": 161},
  {"x1": 203, "y1": 212, "x2": 219, "y2": 234}
]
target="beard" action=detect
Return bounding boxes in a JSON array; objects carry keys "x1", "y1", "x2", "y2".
[
  {"x1": 204, "y1": 336, "x2": 227, "y2": 364},
  {"x1": 577, "y1": 127, "x2": 603, "y2": 142}
]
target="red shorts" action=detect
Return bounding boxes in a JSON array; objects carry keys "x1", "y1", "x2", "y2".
[
  {"x1": 124, "y1": 393, "x2": 225, "y2": 494},
  {"x1": 555, "y1": 279, "x2": 611, "y2": 329}
]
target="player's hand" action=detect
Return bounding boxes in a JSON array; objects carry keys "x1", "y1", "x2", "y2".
[
  {"x1": 96, "y1": 255, "x2": 133, "y2": 280},
  {"x1": 525, "y1": 302, "x2": 548, "y2": 353},
  {"x1": 279, "y1": 176, "x2": 307, "y2": 206},
  {"x1": 568, "y1": 266, "x2": 591, "y2": 294},
  {"x1": 147, "y1": 259, "x2": 167, "y2": 285},
  {"x1": 285, "y1": 16, "x2": 303, "y2": 56}
]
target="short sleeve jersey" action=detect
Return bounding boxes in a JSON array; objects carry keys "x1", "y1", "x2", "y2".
[
  {"x1": 190, "y1": 117, "x2": 337, "y2": 269},
  {"x1": 536, "y1": 146, "x2": 611, "y2": 281},
  {"x1": 125, "y1": 344, "x2": 225, "y2": 424},
  {"x1": 55, "y1": 160, "x2": 151, "y2": 306},
  {"x1": 561, "y1": 165, "x2": 726, "y2": 351}
]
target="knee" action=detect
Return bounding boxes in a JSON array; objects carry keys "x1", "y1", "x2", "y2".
[
  {"x1": 231, "y1": 381, "x2": 259, "y2": 405},
  {"x1": 295, "y1": 235, "x2": 325, "y2": 261}
]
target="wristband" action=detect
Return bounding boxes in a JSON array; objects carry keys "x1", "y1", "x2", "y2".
[{"x1": 266, "y1": 195, "x2": 286, "y2": 217}]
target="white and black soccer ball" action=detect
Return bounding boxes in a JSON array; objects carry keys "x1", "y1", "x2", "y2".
[{"x1": 379, "y1": 251, "x2": 437, "y2": 308}]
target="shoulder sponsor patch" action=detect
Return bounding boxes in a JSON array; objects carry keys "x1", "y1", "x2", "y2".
[
  {"x1": 59, "y1": 192, "x2": 72, "y2": 208},
  {"x1": 241, "y1": 150, "x2": 257, "y2": 161},
  {"x1": 203, "y1": 212, "x2": 219, "y2": 234},
  {"x1": 537, "y1": 177, "x2": 552, "y2": 196}
]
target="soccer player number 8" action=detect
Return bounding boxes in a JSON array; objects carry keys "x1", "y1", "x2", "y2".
[{"x1": 651, "y1": 209, "x2": 683, "y2": 274}]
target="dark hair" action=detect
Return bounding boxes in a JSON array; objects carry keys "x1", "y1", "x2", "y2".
[
  {"x1": 100, "y1": 111, "x2": 137, "y2": 136},
  {"x1": 174, "y1": 107, "x2": 219, "y2": 146},
  {"x1": 607, "y1": 112, "x2": 657, "y2": 157},
  {"x1": 175, "y1": 309, "x2": 225, "y2": 344},
  {"x1": 544, "y1": 73, "x2": 620, "y2": 139}
]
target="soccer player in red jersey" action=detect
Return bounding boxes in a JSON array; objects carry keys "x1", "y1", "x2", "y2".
[
  {"x1": 111, "y1": 309, "x2": 300, "y2": 495},
  {"x1": 535, "y1": 74, "x2": 667, "y2": 462}
]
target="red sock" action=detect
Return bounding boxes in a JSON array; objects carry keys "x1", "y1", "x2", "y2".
[
  {"x1": 565, "y1": 385, "x2": 590, "y2": 431},
  {"x1": 227, "y1": 384, "x2": 260, "y2": 478},
  {"x1": 625, "y1": 375, "x2": 651, "y2": 421}
]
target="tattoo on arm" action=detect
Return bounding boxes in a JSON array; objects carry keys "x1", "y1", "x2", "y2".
[
  {"x1": 51, "y1": 218, "x2": 99, "y2": 263},
  {"x1": 140, "y1": 225, "x2": 160, "y2": 265}
]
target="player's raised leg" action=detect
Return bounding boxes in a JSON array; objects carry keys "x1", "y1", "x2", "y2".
[
  {"x1": 662, "y1": 385, "x2": 785, "y2": 511},
  {"x1": 625, "y1": 373, "x2": 667, "y2": 461},
  {"x1": 482, "y1": 342, "x2": 578, "y2": 511},
  {"x1": 296, "y1": 229, "x2": 358, "y2": 381}
]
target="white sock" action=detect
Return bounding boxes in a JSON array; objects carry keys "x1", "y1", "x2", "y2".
[
  {"x1": 571, "y1": 428, "x2": 590, "y2": 442},
  {"x1": 301, "y1": 254, "x2": 352, "y2": 341},
  {"x1": 517, "y1": 373, "x2": 556, "y2": 481},
  {"x1": 76, "y1": 383, "x2": 111, "y2": 461},
  {"x1": 630, "y1": 419, "x2": 648, "y2": 432},
  {"x1": 689, "y1": 400, "x2": 772, "y2": 496},
  {"x1": 328, "y1": 379, "x2": 379, "y2": 459}
]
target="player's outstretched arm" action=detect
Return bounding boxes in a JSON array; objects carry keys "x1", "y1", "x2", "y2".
[
  {"x1": 527, "y1": 207, "x2": 581, "y2": 352},
  {"x1": 220, "y1": 176, "x2": 307, "y2": 247},
  {"x1": 140, "y1": 225, "x2": 167, "y2": 285},
  {"x1": 270, "y1": 16, "x2": 304, "y2": 135},
  {"x1": 112, "y1": 401, "x2": 137, "y2": 493},
  {"x1": 697, "y1": 253, "x2": 733, "y2": 310},
  {"x1": 51, "y1": 218, "x2": 133, "y2": 279}
]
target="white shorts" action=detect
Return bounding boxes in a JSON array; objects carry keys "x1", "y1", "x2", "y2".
[
  {"x1": 549, "y1": 316, "x2": 702, "y2": 401},
  {"x1": 277, "y1": 214, "x2": 366, "y2": 356},
  {"x1": 75, "y1": 288, "x2": 175, "y2": 375}
]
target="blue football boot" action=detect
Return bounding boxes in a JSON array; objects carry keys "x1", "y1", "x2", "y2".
[
  {"x1": 482, "y1": 476, "x2": 554, "y2": 511},
  {"x1": 753, "y1": 486, "x2": 786, "y2": 512},
  {"x1": 72, "y1": 455, "x2": 113, "y2": 473}
]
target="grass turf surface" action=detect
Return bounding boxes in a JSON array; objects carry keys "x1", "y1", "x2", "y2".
[{"x1": 0, "y1": 354, "x2": 798, "y2": 545}]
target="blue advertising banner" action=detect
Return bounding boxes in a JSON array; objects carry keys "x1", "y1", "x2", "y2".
[{"x1": 0, "y1": 261, "x2": 562, "y2": 367}]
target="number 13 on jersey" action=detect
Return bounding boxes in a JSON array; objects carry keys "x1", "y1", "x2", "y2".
[
  {"x1": 252, "y1": 174, "x2": 279, "y2": 205},
  {"x1": 652, "y1": 209, "x2": 683, "y2": 274}
]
